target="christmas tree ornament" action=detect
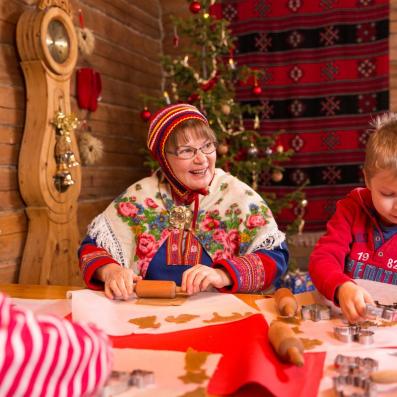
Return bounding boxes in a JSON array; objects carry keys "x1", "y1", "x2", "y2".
[
  {"x1": 188, "y1": 93, "x2": 200, "y2": 103},
  {"x1": 252, "y1": 85, "x2": 262, "y2": 96},
  {"x1": 189, "y1": 1, "x2": 201, "y2": 14},
  {"x1": 254, "y1": 114, "x2": 260, "y2": 129},
  {"x1": 265, "y1": 147, "x2": 273, "y2": 155},
  {"x1": 75, "y1": 9, "x2": 95, "y2": 57},
  {"x1": 221, "y1": 103, "x2": 231, "y2": 115},
  {"x1": 248, "y1": 142, "x2": 259, "y2": 158},
  {"x1": 251, "y1": 163, "x2": 258, "y2": 191},
  {"x1": 276, "y1": 144, "x2": 284, "y2": 153},
  {"x1": 228, "y1": 48, "x2": 236, "y2": 70},
  {"x1": 140, "y1": 107, "x2": 151, "y2": 122},
  {"x1": 271, "y1": 169, "x2": 283, "y2": 182},
  {"x1": 217, "y1": 142, "x2": 229, "y2": 155},
  {"x1": 163, "y1": 91, "x2": 171, "y2": 104},
  {"x1": 200, "y1": 76, "x2": 217, "y2": 91},
  {"x1": 173, "y1": 26, "x2": 179, "y2": 47}
]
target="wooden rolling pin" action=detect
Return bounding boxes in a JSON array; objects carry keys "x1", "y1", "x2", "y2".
[
  {"x1": 268, "y1": 321, "x2": 305, "y2": 367},
  {"x1": 134, "y1": 280, "x2": 182, "y2": 299},
  {"x1": 371, "y1": 370, "x2": 397, "y2": 384},
  {"x1": 274, "y1": 288, "x2": 298, "y2": 317}
]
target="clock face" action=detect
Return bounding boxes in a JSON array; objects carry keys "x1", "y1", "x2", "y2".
[{"x1": 46, "y1": 19, "x2": 70, "y2": 63}]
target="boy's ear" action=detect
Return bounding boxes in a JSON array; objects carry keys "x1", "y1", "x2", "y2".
[{"x1": 363, "y1": 170, "x2": 370, "y2": 189}]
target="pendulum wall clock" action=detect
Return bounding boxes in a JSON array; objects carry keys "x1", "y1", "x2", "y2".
[{"x1": 16, "y1": 0, "x2": 82, "y2": 285}]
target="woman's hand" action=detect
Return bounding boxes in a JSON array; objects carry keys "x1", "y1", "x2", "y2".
[
  {"x1": 336, "y1": 281, "x2": 375, "y2": 323},
  {"x1": 181, "y1": 264, "x2": 232, "y2": 295},
  {"x1": 95, "y1": 263, "x2": 141, "y2": 300}
]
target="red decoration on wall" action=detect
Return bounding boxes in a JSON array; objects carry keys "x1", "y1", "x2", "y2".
[{"x1": 76, "y1": 68, "x2": 102, "y2": 112}]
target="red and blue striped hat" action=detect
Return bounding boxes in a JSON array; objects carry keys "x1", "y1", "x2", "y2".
[{"x1": 147, "y1": 104, "x2": 209, "y2": 200}]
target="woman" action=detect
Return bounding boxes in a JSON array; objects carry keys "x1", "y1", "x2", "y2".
[{"x1": 79, "y1": 104, "x2": 288, "y2": 299}]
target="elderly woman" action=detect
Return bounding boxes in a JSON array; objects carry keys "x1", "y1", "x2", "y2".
[{"x1": 79, "y1": 104, "x2": 288, "y2": 299}]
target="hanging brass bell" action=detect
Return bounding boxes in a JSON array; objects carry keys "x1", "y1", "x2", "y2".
[
  {"x1": 62, "y1": 171, "x2": 75, "y2": 186},
  {"x1": 65, "y1": 151, "x2": 79, "y2": 167}
]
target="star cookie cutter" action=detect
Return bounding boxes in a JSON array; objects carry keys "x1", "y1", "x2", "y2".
[
  {"x1": 334, "y1": 325, "x2": 374, "y2": 345},
  {"x1": 301, "y1": 304, "x2": 331, "y2": 321}
]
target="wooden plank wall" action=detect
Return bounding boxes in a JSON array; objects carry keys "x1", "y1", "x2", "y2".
[{"x1": 0, "y1": 0, "x2": 163, "y2": 282}]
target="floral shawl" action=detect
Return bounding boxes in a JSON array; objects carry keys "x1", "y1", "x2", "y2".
[{"x1": 87, "y1": 168, "x2": 285, "y2": 277}]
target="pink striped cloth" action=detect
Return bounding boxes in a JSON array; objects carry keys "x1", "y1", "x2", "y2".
[{"x1": 0, "y1": 292, "x2": 112, "y2": 397}]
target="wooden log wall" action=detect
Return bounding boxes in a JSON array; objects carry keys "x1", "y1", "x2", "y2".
[{"x1": 0, "y1": 0, "x2": 163, "y2": 282}]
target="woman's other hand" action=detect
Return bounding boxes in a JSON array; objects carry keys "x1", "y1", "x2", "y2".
[
  {"x1": 181, "y1": 264, "x2": 232, "y2": 295},
  {"x1": 336, "y1": 281, "x2": 375, "y2": 323},
  {"x1": 95, "y1": 263, "x2": 141, "y2": 300}
]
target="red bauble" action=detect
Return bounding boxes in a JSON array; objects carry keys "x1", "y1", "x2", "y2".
[
  {"x1": 188, "y1": 93, "x2": 200, "y2": 103},
  {"x1": 140, "y1": 107, "x2": 151, "y2": 122},
  {"x1": 252, "y1": 85, "x2": 262, "y2": 96},
  {"x1": 189, "y1": 1, "x2": 201, "y2": 13},
  {"x1": 200, "y1": 76, "x2": 218, "y2": 92}
]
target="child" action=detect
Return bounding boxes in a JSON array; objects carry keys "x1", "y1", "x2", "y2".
[
  {"x1": 309, "y1": 113, "x2": 397, "y2": 323},
  {"x1": 0, "y1": 292, "x2": 112, "y2": 396}
]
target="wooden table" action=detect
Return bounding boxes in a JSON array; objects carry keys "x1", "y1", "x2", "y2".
[
  {"x1": 0, "y1": 283, "x2": 264, "y2": 308},
  {"x1": 0, "y1": 283, "x2": 82, "y2": 299}
]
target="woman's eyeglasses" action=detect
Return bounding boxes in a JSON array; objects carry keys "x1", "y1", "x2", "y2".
[{"x1": 167, "y1": 141, "x2": 217, "y2": 159}]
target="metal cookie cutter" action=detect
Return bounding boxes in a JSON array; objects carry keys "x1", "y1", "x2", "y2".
[
  {"x1": 334, "y1": 325, "x2": 374, "y2": 345},
  {"x1": 366, "y1": 301, "x2": 397, "y2": 321},
  {"x1": 301, "y1": 304, "x2": 331, "y2": 321},
  {"x1": 335, "y1": 354, "x2": 378, "y2": 376},
  {"x1": 333, "y1": 374, "x2": 377, "y2": 397},
  {"x1": 130, "y1": 369, "x2": 155, "y2": 388},
  {"x1": 101, "y1": 369, "x2": 155, "y2": 397}
]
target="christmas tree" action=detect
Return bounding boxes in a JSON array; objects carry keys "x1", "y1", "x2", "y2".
[{"x1": 141, "y1": 0, "x2": 305, "y2": 233}]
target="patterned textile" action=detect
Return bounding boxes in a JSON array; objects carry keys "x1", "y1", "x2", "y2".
[
  {"x1": 214, "y1": 0, "x2": 389, "y2": 231},
  {"x1": 86, "y1": 168, "x2": 285, "y2": 278}
]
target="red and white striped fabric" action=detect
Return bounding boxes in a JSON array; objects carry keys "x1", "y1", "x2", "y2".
[{"x1": 0, "y1": 292, "x2": 112, "y2": 397}]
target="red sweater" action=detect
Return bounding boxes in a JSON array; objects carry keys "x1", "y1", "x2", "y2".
[
  {"x1": 309, "y1": 188, "x2": 397, "y2": 302},
  {"x1": 0, "y1": 293, "x2": 112, "y2": 397}
]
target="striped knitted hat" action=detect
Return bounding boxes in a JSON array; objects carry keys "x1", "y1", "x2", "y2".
[{"x1": 147, "y1": 104, "x2": 209, "y2": 200}]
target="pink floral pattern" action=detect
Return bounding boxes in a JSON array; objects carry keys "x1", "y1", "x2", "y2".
[
  {"x1": 115, "y1": 192, "x2": 273, "y2": 270},
  {"x1": 117, "y1": 202, "x2": 139, "y2": 217},
  {"x1": 246, "y1": 214, "x2": 267, "y2": 229}
]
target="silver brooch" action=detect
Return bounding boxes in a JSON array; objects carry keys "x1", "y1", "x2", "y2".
[{"x1": 169, "y1": 206, "x2": 193, "y2": 230}]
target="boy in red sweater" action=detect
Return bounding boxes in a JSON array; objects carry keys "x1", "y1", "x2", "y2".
[{"x1": 309, "y1": 113, "x2": 397, "y2": 323}]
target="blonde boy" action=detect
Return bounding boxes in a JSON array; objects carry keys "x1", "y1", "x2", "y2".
[{"x1": 309, "y1": 113, "x2": 397, "y2": 323}]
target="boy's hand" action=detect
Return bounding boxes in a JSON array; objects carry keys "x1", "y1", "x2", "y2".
[
  {"x1": 336, "y1": 281, "x2": 375, "y2": 323},
  {"x1": 181, "y1": 264, "x2": 232, "y2": 295}
]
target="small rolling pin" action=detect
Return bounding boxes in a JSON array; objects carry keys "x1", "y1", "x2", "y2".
[
  {"x1": 371, "y1": 370, "x2": 397, "y2": 384},
  {"x1": 268, "y1": 320, "x2": 305, "y2": 367},
  {"x1": 274, "y1": 288, "x2": 298, "y2": 317},
  {"x1": 134, "y1": 280, "x2": 182, "y2": 299}
]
